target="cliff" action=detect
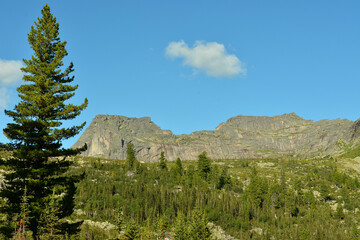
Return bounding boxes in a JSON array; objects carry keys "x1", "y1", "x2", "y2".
[{"x1": 72, "y1": 113, "x2": 360, "y2": 161}]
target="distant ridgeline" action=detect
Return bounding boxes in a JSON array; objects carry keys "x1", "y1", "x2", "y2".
[{"x1": 72, "y1": 113, "x2": 360, "y2": 162}]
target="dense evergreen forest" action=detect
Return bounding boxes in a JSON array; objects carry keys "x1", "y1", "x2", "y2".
[
  {"x1": 57, "y1": 147, "x2": 360, "y2": 239},
  {"x1": 2, "y1": 144, "x2": 360, "y2": 239}
]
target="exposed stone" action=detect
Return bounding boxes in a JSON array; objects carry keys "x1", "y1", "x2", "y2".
[
  {"x1": 250, "y1": 227, "x2": 263, "y2": 236},
  {"x1": 83, "y1": 220, "x2": 116, "y2": 231},
  {"x1": 74, "y1": 208, "x2": 86, "y2": 216},
  {"x1": 208, "y1": 222, "x2": 239, "y2": 240},
  {"x1": 351, "y1": 119, "x2": 360, "y2": 139},
  {"x1": 126, "y1": 170, "x2": 135, "y2": 177},
  {"x1": 313, "y1": 190, "x2": 321, "y2": 199},
  {"x1": 72, "y1": 113, "x2": 360, "y2": 162},
  {"x1": 257, "y1": 161, "x2": 275, "y2": 168}
]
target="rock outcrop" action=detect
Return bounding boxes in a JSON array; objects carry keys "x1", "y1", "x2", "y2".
[{"x1": 72, "y1": 113, "x2": 360, "y2": 162}]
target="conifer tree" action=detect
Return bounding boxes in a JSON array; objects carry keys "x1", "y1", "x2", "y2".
[
  {"x1": 216, "y1": 167, "x2": 231, "y2": 190},
  {"x1": 158, "y1": 215, "x2": 169, "y2": 239},
  {"x1": 248, "y1": 171, "x2": 268, "y2": 208},
  {"x1": 158, "y1": 151, "x2": 167, "y2": 170},
  {"x1": 280, "y1": 168, "x2": 286, "y2": 189},
  {"x1": 335, "y1": 204, "x2": 345, "y2": 219},
  {"x1": 197, "y1": 151, "x2": 211, "y2": 180},
  {"x1": 188, "y1": 208, "x2": 211, "y2": 240},
  {"x1": 38, "y1": 190, "x2": 62, "y2": 239},
  {"x1": 350, "y1": 223, "x2": 360, "y2": 239},
  {"x1": 173, "y1": 212, "x2": 188, "y2": 240},
  {"x1": 175, "y1": 157, "x2": 183, "y2": 176},
  {"x1": 19, "y1": 187, "x2": 30, "y2": 232},
  {"x1": 0, "y1": 4, "x2": 87, "y2": 238},
  {"x1": 16, "y1": 186, "x2": 34, "y2": 238},
  {"x1": 126, "y1": 142, "x2": 136, "y2": 170},
  {"x1": 123, "y1": 220, "x2": 139, "y2": 240},
  {"x1": 12, "y1": 189, "x2": 34, "y2": 240},
  {"x1": 115, "y1": 206, "x2": 124, "y2": 239}
]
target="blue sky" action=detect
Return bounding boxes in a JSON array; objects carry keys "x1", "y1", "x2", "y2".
[{"x1": 1, "y1": 1, "x2": 360, "y2": 148}]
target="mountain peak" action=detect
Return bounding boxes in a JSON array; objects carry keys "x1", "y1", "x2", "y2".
[{"x1": 73, "y1": 113, "x2": 358, "y2": 162}]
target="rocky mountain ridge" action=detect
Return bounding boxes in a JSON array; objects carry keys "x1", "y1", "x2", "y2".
[{"x1": 72, "y1": 113, "x2": 360, "y2": 162}]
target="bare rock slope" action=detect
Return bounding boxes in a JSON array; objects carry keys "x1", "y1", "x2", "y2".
[{"x1": 72, "y1": 113, "x2": 360, "y2": 162}]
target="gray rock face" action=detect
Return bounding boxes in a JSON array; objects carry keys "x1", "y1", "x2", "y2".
[
  {"x1": 72, "y1": 113, "x2": 360, "y2": 162},
  {"x1": 351, "y1": 119, "x2": 360, "y2": 139}
]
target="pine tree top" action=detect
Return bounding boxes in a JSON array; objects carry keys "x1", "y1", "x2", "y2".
[{"x1": 4, "y1": 4, "x2": 88, "y2": 153}]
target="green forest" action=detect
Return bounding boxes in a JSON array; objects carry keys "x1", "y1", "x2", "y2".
[
  {"x1": 69, "y1": 150, "x2": 360, "y2": 239},
  {"x1": 3, "y1": 147, "x2": 360, "y2": 239}
]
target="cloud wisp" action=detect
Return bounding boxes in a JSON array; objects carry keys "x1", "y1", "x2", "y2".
[
  {"x1": 0, "y1": 59, "x2": 23, "y2": 108},
  {"x1": 166, "y1": 40, "x2": 246, "y2": 78},
  {"x1": 0, "y1": 59, "x2": 23, "y2": 86},
  {"x1": 0, "y1": 88, "x2": 10, "y2": 109}
]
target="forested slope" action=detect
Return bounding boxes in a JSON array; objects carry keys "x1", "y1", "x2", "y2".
[{"x1": 66, "y1": 152, "x2": 360, "y2": 239}]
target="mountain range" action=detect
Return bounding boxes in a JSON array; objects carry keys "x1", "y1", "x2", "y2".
[{"x1": 72, "y1": 113, "x2": 360, "y2": 162}]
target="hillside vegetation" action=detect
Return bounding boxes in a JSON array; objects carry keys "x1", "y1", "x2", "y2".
[
  {"x1": 61, "y1": 151, "x2": 360, "y2": 239},
  {"x1": 2, "y1": 147, "x2": 360, "y2": 239}
]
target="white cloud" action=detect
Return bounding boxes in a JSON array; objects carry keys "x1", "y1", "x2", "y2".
[
  {"x1": 0, "y1": 87, "x2": 10, "y2": 109},
  {"x1": 166, "y1": 40, "x2": 246, "y2": 78},
  {"x1": 0, "y1": 59, "x2": 23, "y2": 109},
  {"x1": 0, "y1": 59, "x2": 23, "y2": 86}
]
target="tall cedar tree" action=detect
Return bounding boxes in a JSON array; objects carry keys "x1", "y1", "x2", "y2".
[{"x1": 0, "y1": 4, "x2": 87, "y2": 238}]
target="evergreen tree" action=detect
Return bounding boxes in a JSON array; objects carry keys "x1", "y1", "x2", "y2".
[
  {"x1": 216, "y1": 167, "x2": 231, "y2": 190},
  {"x1": 126, "y1": 142, "x2": 136, "y2": 170},
  {"x1": 19, "y1": 187, "x2": 31, "y2": 233},
  {"x1": 158, "y1": 215, "x2": 169, "y2": 240},
  {"x1": 280, "y1": 168, "x2": 286, "y2": 189},
  {"x1": 134, "y1": 159, "x2": 144, "y2": 174},
  {"x1": 123, "y1": 220, "x2": 139, "y2": 240},
  {"x1": 12, "y1": 189, "x2": 34, "y2": 240},
  {"x1": 0, "y1": 4, "x2": 87, "y2": 238},
  {"x1": 188, "y1": 208, "x2": 211, "y2": 240},
  {"x1": 350, "y1": 223, "x2": 360, "y2": 239},
  {"x1": 38, "y1": 190, "x2": 62, "y2": 239},
  {"x1": 248, "y1": 174, "x2": 268, "y2": 208},
  {"x1": 175, "y1": 157, "x2": 183, "y2": 176},
  {"x1": 335, "y1": 204, "x2": 345, "y2": 219},
  {"x1": 173, "y1": 212, "x2": 188, "y2": 240},
  {"x1": 185, "y1": 165, "x2": 195, "y2": 188},
  {"x1": 115, "y1": 206, "x2": 124, "y2": 239},
  {"x1": 158, "y1": 151, "x2": 167, "y2": 170},
  {"x1": 197, "y1": 152, "x2": 211, "y2": 180}
]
